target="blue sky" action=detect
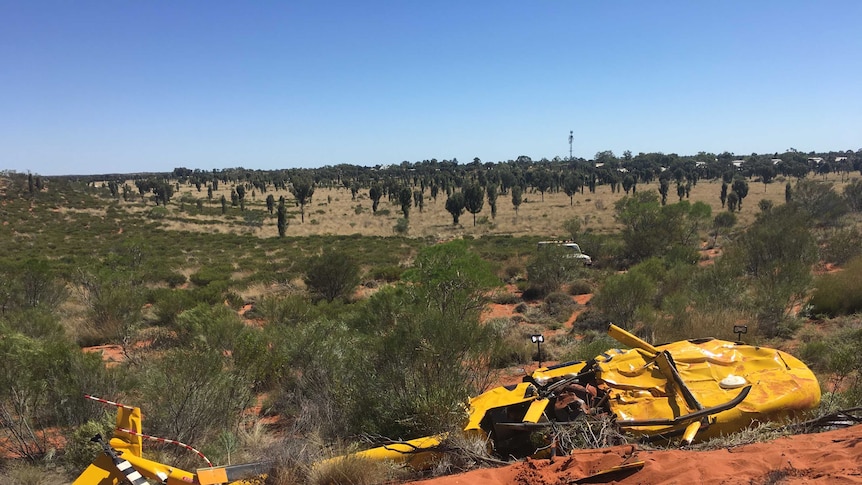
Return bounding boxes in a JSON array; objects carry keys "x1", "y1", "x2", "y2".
[{"x1": 2, "y1": 1, "x2": 860, "y2": 176}]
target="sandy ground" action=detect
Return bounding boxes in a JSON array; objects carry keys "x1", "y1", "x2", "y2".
[{"x1": 408, "y1": 425, "x2": 862, "y2": 485}]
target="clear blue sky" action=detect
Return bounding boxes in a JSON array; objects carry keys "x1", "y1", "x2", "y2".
[{"x1": 2, "y1": 1, "x2": 860, "y2": 176}]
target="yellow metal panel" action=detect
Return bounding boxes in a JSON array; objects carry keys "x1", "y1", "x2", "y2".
[
  {"x1": 72, "y1": 454, "x2": 123, "y2": 485},
  {"x1": 601, "y1": 338, "x2": 820, "y2": 441},
  {"x1": 522, "y1": 398, "x2": 549, "y2": 423},
  {"x1": 464, "y1": 382, "x2": 536, "y2": 430},
  {"x1": 196, "y1": 467, "x2": 229, "y2": 485}
]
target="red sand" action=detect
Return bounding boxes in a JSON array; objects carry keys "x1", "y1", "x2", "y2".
[{"x1": 409, "y1": 425, "x2": 862, "y2": 484}]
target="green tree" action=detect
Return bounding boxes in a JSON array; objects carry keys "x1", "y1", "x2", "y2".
[
  {"x1": 622, "y1": 174, "x2": 635, "y2": 195},
  {"x1": 532, "y1": 170, "x2": 552, "y2": 201},
  {"x1": 527, "y1": 245, "x2": 584, "y2": 297},
  {"x1": 445, "y1": 192, "x2": 466, "y2": 225},
  {"x1": 658, "y1": 179, "x2": 670, "y2": 206},
  {"x1": 511, "y1": 185, "x2": 523, "y2": 214},
  {"x1": 789, "y1": 179, "x2": 847, "y2": 226},
  {"x1": 369, "y1": 184, "x2": 383, "y2": 213},
  {"x1": 266, "y1": 194, "x2": 275, "y2": 214},
  {"x1": 614, "y1": 192, "x2": 710, "y2": 263},
  {"x1": 398, "y1": 186, "x2": 412, "y2": 219},
  {"x1": 463, "y1": 183, "x2": 485, "y2": 226},
  {"x1": 713, "y1": 211, "x2": 737, "y2": 245},
  {"x1": 731, "y1": 178, "x2": 749, "y2": 209},
  {"x1": 563, "y1": 174, "x2": 580, "y2": 205},
  {"x1": 593, "y1": 269, "x2": 655, "y2": 330},
  {"x1": 332, "y1": 241, "x2": 499, "y2": 438},
  {"x1": 276, "y1": 197, "x2": 287, "y2": 237},
  {"x1": 724, "y1": 205, "x2": 817, "y2": 337},
  {"x1": 727, "y1": 192, "x2": 738, "y2": 212},
  {"x1": 290, "y1": 176, "x2": 315, "y2": 223},
  {"x1": 487, "y1": 184, "x2": 499, "y2": 219},
  {"x1": 304, "y1": 250, "x2": 361, "y2": 302}
]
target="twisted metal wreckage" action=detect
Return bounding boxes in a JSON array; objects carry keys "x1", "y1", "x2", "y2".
[{"x1": 74, "y1": 324, "x2": 822, "y2": 484}]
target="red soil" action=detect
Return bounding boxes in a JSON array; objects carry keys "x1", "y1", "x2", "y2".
[{"x1": 409, "y1": 425, "x2": 862, "y2": 484}]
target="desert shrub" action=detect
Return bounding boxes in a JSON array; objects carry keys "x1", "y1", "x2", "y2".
[
  {"x1": 150, "y1": 288, "x2": 197, "y2": 327},
  {"x1": 568, "y1": 279, "x2": 592, "y2": 295},
  {"x1": 544, "y1": 292, "x2": 575, "y2": 322},
  {"x1": 189, "y1": 263, "x2": 233, "y2": 287},
  {"x1": 2, "y1": 307, "x2": 64, "y2": 340},
  {"x1": 63, "y1": 416, "x2": 114, "y2": 472},
  {"x1": 487, "y1": 319, "x2": 532, "y2": 368},
  {"x1": 173, "y1": 303, "x2": 246, "y2": 351},
  {"x1": 146, "y1": 206, "x2": 168, "y2": 219},
  {"x1": 571, "y1": 308, "x2": 611, "y2": 333},
  {"x1": 304, "y1": 250, "x2": 361, "y2": 303},
  {"x1": 808, "y1": 256, "x2": 862, "y2": 317},
  {"x1": 368, "y1": 265, "x2": 403, "y2": 283},
  {"x1": 162, "y1": 271, "x2": 188, "y2": 288},
  {"x1": 138, "y1": 347, "x2": 253, "y2": 447},
  {"x1": 798, "y1": 326, "x2": 862, "y2": 406},
  {"x1": 255, "y1": 294, "x2": 319, "y2": 327},
  {"x1": 591, "y1": 270, "x2": 655, "y2": 329},
  {"x1": 75, "y1": 269, "x2": 145, "y2": 345},
  {"x1": 0, "y1": 462, "x2": 54, "y2": 485},
  {"x1": 820, "y1": 227, "x2": 862, "y2": 266},
  {"x1": 502, "y1": 264, "x2": 522, "y2": 281},
  {"x1": 491, "y1": 291, "x2": 521, "y2": 305},
  {"x1": 190, "y1": 280, "x2": 232, "y2": 305},
  {"x1": 393, "y1": 217, "x2": 409, "y2": 235},
  {"x1": 562, "y1": 331, "x2": 618, "y2": 362},
  {"x1": 322, "y1": 241, "x2": 500, "y2": 440},
  {"x1": 0, "y1": 326, "x2": 103, "y2": 461},
  {"x1": 526, "y1": 245, "x2": 584, "y2": 298},
  {"x1": 652, "y1": 306, "x2": 751, "y2": 344}
]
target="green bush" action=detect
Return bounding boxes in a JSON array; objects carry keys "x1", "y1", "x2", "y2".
[
  {"x1": 571, "y1": 308, "x2": 611, "y2": 333},
  {"x1": 592, "y1": 270, "x2": 655, "y2": 329},
  {"x1": 304, "y1": 250, "x2": 361, "y2": 302},
  {"x1": 544, "y1": 292, "x2": 575, "y2": 323},
  {"x1": 486, "y1": 318, "x2": 532, "y2": 368},
  {"x1": 368, "y1": 265, "x2": 403, "y2": 283},
  {"x1": 491, "y1": 291, "x2": 521, "y2": 305},
  {"x1": 562, "y1": 331, "x2": 618, "y2": 362},
  {"x1": 189, "y1": 263, "x2": 233, "y2": 287},
  {"x1": 798, "y1": 326, "x2": 862, "y2": 406},
  {"x1": 147, "y1": 206, "x2": 168, "y2": 219},
  {"x1": 393, "y1": 217, "x2": 409, "y2": 235},
  {"x1": 821, "y1": 227, "x2": 862, "y2": 266},
  {"x1": 568, "y1": 279, "x2": 592, "y2": 295},
  {"x1": 174, "y1": 304, "x2": 246, "y2": 350},
  {"x1": 139, "y1": 348, "x2": 253, "y2": 446},
  {"x1": 64, "y1": 417, "x2": 114, "y2": 472},
  {"x1": 808, "y1": 256, "x2": 862, "y2": 317}
]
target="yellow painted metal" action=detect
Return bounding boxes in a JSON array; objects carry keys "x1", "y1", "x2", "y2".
[
  {"x1": 196, "y1": 467, "x2": 229, "y2": 485},
  {"x1": 464, "y1": 382, "x2": 537, "y2": 431},
  {"x1": 522, "y1": 398, "x2": 550, "y2": 423},
  {"x1": 72, "y1": 406, "x2": 144, "y2": 485},
  {"x1": 681, "y1": 420, "x2": 702, "y2": 445},
  {"x1": 607, "y1": 324, "x2": 658, "y2": 355},
  {"x1": 601, "y1": 337, "x2": 820, "y2": 441}
]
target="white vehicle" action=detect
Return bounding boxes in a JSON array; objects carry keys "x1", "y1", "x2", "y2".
[{"x1": 537, "y1": 240, "x2": 593, "y2": 266}]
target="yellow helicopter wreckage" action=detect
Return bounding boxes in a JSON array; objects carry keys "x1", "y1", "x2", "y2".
[{"x1": 74, "y1": 324, "x2": 820, "y2": 485}]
